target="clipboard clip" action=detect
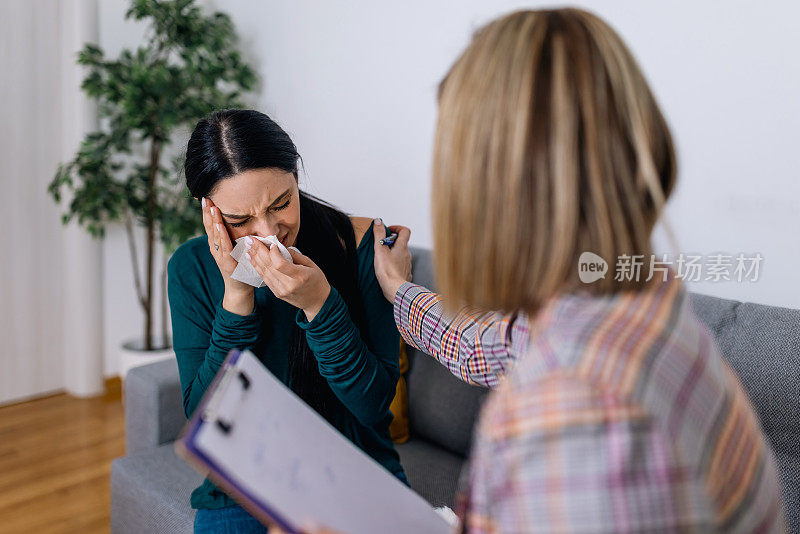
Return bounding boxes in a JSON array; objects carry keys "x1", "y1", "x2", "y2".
[{"x1": 201, "y1": 365, "x2": 251, "y2": 435}]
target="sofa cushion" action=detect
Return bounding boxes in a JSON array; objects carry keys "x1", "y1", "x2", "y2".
[
  {"x1": 111, "y1": 444, "x2": 201, "y2": 534},
  {"x1": 690, "y1": 293, "x2": 800, "y2": 531},
  {"x1": 396, "y1": 439, "x2": 467, "y2": 508},
  {"x1": 690, "y1": 294, "x2": 800, "y2": 453},
  {"x1": 125, "y1": 359, "x2": 186, "y2": 454},
  {"x1": 409, "y1": 246, "x2": 437, "y2": 290},
  {"x1": 406, "y1": 346, "x2": 488, "y2": 457},
  {"x1": 389, "y1": 342, "x2": 411, "y2": 443}
]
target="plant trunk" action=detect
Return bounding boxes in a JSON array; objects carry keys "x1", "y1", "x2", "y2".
[{"x1": 144, "y1": 138, "x2": 162, "y2": 351}]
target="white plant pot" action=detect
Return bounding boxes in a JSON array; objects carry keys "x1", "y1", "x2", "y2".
[{"x1": 119, "y1": 337, "x2": 174, "y2": 379}]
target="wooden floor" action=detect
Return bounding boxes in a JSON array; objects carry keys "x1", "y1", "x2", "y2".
[{"x1": 0, "y1": 379, "x2": 124, "y2": 534}]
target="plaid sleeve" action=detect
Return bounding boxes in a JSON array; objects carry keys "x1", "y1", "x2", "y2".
[
  {"x1": 461, "y1": 374, "x2": 700, "y2": 532},
  {"x1": 392, "y1": 282, "x2": 527, "y2": 388}
]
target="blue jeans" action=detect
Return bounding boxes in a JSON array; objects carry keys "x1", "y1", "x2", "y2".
[{"x1": 194, "y1": 504, "x2": 269, "y2": 533}]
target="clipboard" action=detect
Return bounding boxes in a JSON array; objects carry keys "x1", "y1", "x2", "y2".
[{"x1": 175, "y1": 349, "x2": 451, "y2": 534}]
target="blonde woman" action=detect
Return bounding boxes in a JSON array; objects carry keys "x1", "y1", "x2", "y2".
[{"x1": 373, "y1": 8, "x2": 786, "y2": 532}]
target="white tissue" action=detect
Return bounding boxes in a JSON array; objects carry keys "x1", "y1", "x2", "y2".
[
  {"x1": 433, "y1": 506, "x2": 460, "y2": 528},
  {"x1": 229, "y1": 235, "x2": 298, "y2": 288}
]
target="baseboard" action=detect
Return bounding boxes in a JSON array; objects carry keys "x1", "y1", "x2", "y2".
[{"x1": 104, "y1": 376, "x2": 122, "y2": 401}]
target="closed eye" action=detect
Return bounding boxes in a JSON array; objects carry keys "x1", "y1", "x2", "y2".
[{"x1": 226, "y1": 200, "x2": 290, "y2": 228}]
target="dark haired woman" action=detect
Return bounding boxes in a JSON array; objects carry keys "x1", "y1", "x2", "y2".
[{"x1": 168, "y1": 109, "x2": 406, "y2": 532}]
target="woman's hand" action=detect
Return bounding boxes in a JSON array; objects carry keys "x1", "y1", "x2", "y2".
[
  {"x1": 247, "y1": 239, "x2": 331, "y2": 321},
  {"x1": 373, "y1": 219, "x2": 412, "y2": 302},
  {"x1": 201, "y1": 197, "x2": 254, "y2": 315}
]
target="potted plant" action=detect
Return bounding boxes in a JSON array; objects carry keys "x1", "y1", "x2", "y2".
[{"x1": 49, "y1": 0, "x2": 258, "y2": 374}]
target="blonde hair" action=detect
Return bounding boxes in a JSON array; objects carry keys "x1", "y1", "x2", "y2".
[{"x1": 433, "y1": 8, "x2": 676, "y2": 314}]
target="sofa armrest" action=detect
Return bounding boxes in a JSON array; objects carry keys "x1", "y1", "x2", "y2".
[{"x1": 124, "y1": 358, "x2": 186, "y2": 454}]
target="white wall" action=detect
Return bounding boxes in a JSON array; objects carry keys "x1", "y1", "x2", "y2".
[
  {"x1": 98, "y1": 0, "x2": 800, "y2": 374},
  {"x1": 2, "y1": 0, "x2": 103, "y2": 403},
  {"x1": 1, "y1": 1, "x2": 67, "y2": 401}
]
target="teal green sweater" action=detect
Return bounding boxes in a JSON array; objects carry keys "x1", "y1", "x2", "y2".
[{"x1": 167, "y1": 224, "x2": 406, "y2": 510}]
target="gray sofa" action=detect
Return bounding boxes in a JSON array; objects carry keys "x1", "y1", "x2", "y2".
[{"x1": 111, "y1": 247, "x2": 800, "y2": 532}]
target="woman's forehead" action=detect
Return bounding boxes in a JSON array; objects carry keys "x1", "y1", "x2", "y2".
[{"x1": 211, "y1": 168, "x2": 295, "y2": 213}]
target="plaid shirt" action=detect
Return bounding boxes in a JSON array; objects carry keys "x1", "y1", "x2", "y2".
[
  {"x1": 393, "y1": 278, "x2": 786, "y2": 532},
  {"x1": 393, "y1": 283, "x2": 530, "y2": 387}
]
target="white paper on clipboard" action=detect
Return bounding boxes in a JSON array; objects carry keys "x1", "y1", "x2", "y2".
[{"x1": 176, "y1": 350, "x2": 452, "y2": 534}]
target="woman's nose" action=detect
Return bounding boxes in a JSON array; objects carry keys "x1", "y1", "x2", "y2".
[{"x1": 251, "y1": 219, "x2": 280, "y2": 238}]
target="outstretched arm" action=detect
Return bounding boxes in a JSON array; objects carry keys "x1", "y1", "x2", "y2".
[
  {"x1": 393, "y1": 282, "x2": 525, "y2": 388},
  {"x1": 372, "y1": 219, "x2": 527, "y2": 388}
]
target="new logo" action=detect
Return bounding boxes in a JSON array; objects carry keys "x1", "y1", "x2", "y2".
[{"x1": 578, "y1": 252, "x2": 608, "y2": 283}]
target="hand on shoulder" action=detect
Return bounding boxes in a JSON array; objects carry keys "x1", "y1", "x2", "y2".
[{"x1": 371, "y1": 218, "x2": 412, "y2": 302}]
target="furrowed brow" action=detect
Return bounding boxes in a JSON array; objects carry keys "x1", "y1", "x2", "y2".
[
  {"x1": 219, "y1": 212, "x2": 249, "y2": 220},
  {"x1": 219, "y1": 189, "x2": 292, "y2": 220}
]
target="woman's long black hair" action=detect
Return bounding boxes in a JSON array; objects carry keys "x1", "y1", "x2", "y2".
[{"x1": 184, "y1": 109, "x2": 367, "y2": 425}]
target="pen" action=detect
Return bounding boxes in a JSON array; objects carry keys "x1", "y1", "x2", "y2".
[{"x1": 380, "y1": 233, "x2": 398, "y2": 246}]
